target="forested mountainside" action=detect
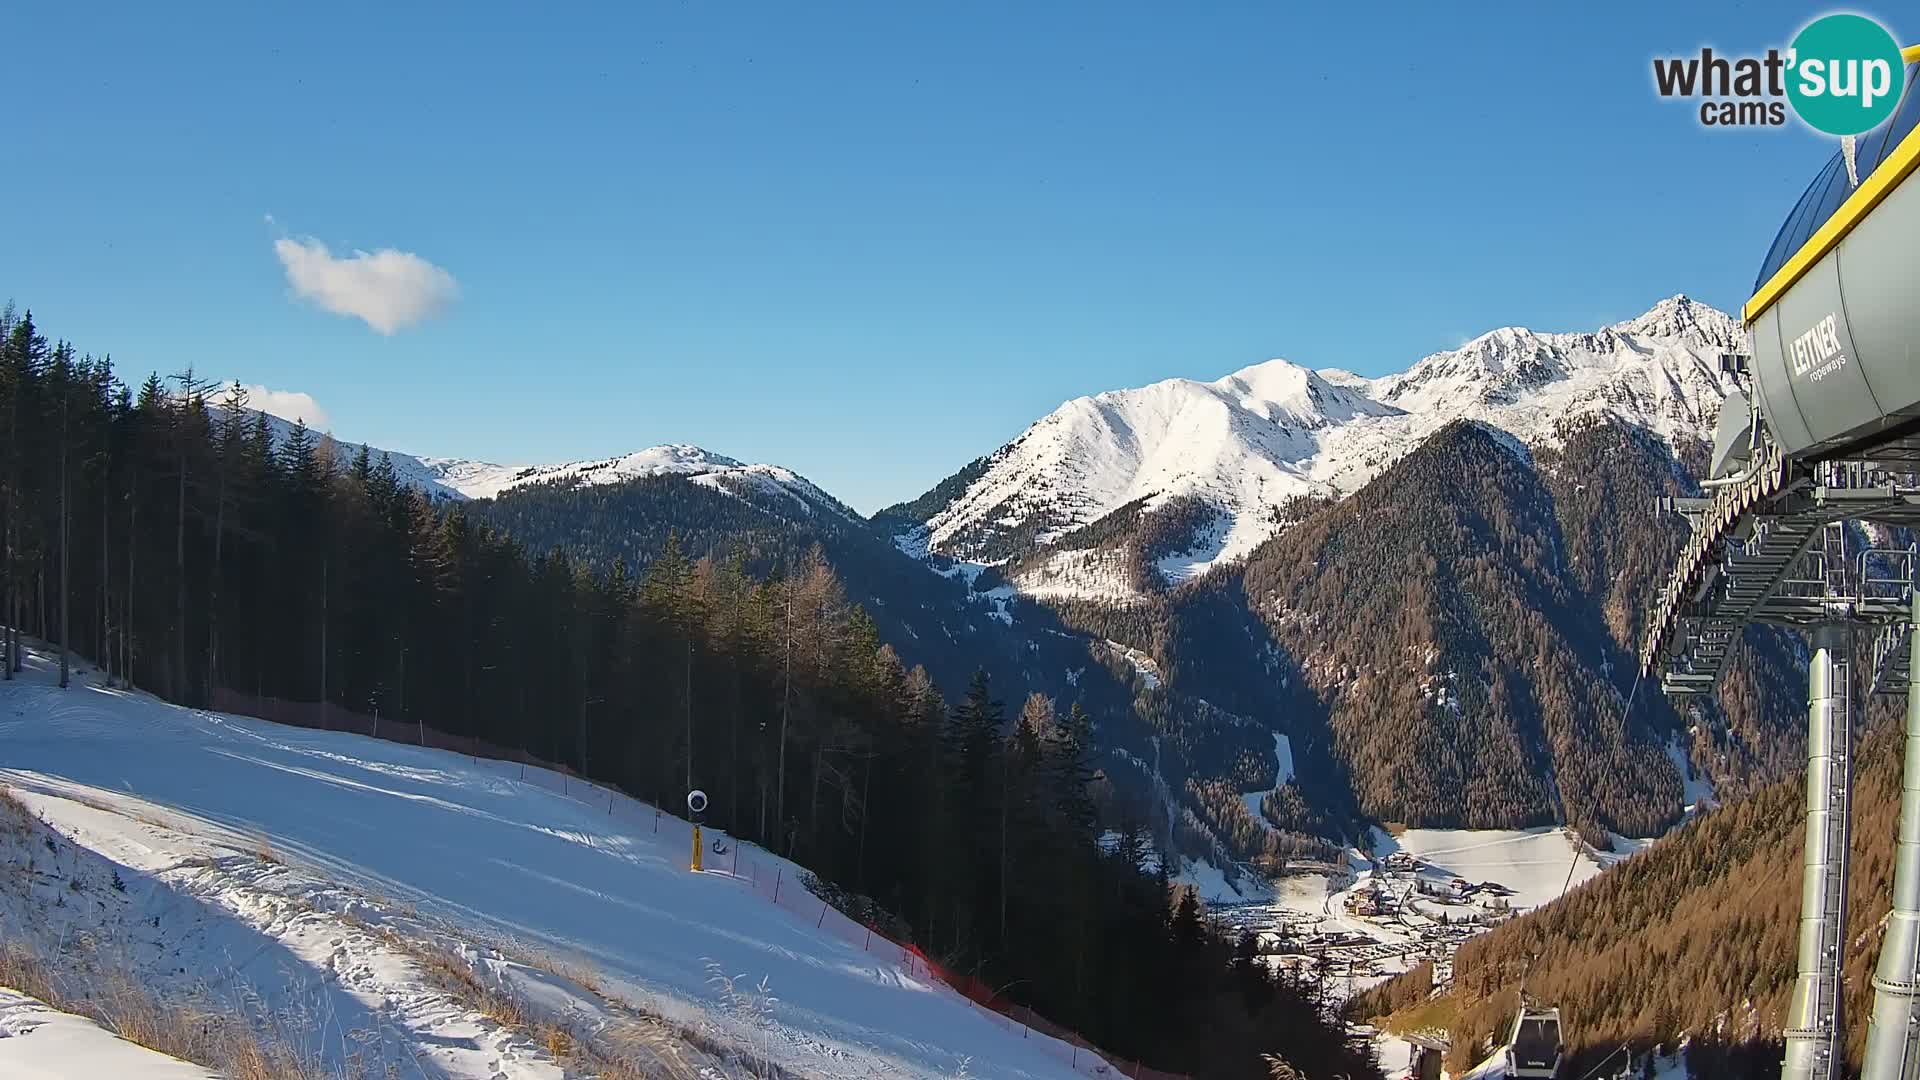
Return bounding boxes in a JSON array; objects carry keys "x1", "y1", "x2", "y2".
[
  {"x1": 1234, "y1": 418, "x2": 1810, "y2": 835},
  {"x1": 462, "y1": 468, "x2": 1143, "y2": 724},
  {"x1": 865, "y1": 296, "x2": 1814, "y2": 838},
  {"x1": 0, "y1": 308, "x2": 1381, "y2": 1079},
  {"x1": 1353, "y1": 703, "x2": 1905, "y2": 1079},
  {"x1": 1534, "y1": 421, "x2": 1812, "y2": 800},
  {"x1": 1235, "y1": 419, "x2": 1676, "y2": 833},
  {"x1": 1046, "y1": 416, "x2": 1804, "y2": 842},
  {"x1": 466, "y1": 467, "x2": 1359, "y2": 872}
]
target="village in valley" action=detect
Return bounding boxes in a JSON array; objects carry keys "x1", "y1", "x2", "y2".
[
  {"x1": 1185, "y1": 828, "x2": 1626, "y2": 1077},
  {"x1": 1204, "y1": 825, "x2": 1638, "y2": 1005}
]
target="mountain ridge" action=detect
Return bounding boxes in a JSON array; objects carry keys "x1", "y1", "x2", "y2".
[
  {"x1": 250, "y1": 411, "x2": 860, "y2": 524},
  {"x1": 893, "y1": 294, "x2": 1742, "y2": 601},
  {"x1": 261, "y1": 295, "x2": 1736, "y2": 579}
]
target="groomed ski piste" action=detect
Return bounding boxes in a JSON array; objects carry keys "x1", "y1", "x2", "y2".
[{"x1": 0, "y1": 644, "x2": 1120, "y2": 1079}]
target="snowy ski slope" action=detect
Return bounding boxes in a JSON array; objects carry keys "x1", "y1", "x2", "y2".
[
  {"x1": 0, "y1": 989, "x2": 216, "y2": 1079},
  {"x1": 0, "y1": 647, "x2": 1116, "y2": 1079}
]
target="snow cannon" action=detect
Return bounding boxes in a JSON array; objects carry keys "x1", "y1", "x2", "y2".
[
  {"x1": 1731, "y1": 46, "x2": 1920, "y2": 474},
  {"x1": 688, "y1": 789, "x2": 708, "y2": 872}
]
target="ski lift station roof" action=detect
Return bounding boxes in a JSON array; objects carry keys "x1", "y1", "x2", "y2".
[
  {"x1": 1744, "y1": 46, "x2": 1920, "y2": 464},
  {"x1": 1752, "y1": 56, "x2": 1920, "y2": 308}
]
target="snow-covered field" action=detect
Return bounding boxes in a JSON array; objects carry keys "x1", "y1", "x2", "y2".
[
  {"x1": 1242, "y1": 825, "x2": 1621, "y2": 940},
  {"x1": 1170, "y1": 859, "x2": 1269, "y2": 906},
  {"x1": 1373, "y1": 827, "x2": 1610, "y2": 911},
  {"x1": 0, "y1": 646, "x2": 1115, "y2": 1079},
  {"x1": 1455, "y1": 1046, "x2": 1681, "y2": 1079}
]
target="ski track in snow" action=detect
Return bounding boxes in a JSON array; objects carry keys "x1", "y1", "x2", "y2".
[
  {"x1": 1239, "y1": 733, "x2": 1294, "y2": 832},
  {"x1": 0, "y1": 647, "x2": 1115, "y2": 1079},
  {"x1": 1666, "y1": 738, "x2": 1716, "y2": 816}
]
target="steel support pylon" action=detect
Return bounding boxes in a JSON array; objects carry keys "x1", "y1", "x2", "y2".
[
  {"x1": 1786, "y1": 625, "x2": 1856, "y2": 1080},
  {"x1": 1864, "y1": 592, "x2": 1920, "y2": 1080}
]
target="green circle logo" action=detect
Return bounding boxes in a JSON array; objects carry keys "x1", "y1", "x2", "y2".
[{"x1": 1787, "y1": 14, "x2": 1906, "y2": 136}]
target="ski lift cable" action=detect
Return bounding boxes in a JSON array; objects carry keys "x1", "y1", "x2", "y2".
[
  {"x1": 1558, "y1": 665, "x2": 1649, "y2": 902},
  {"x1": 1569, "y1": 1043, "x2": 1632, "y2": 1080}
]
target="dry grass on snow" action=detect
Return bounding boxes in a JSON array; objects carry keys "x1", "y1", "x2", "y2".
[{"x1": 0, "y1": 786, "x2": 360, "y2": 1078}]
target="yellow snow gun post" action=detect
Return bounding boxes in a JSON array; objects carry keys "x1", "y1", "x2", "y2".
[{"x1": 687, "y1": 790, "x2": 708, "y2": 872}]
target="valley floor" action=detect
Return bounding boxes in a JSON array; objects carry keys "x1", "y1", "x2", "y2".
[
  {"x1": 0, "y1": 645, "x2": 1113, "y2": 1079},
  {"x1": 1210, "y1": 823, "x2": 1655, "y2": 1077}
]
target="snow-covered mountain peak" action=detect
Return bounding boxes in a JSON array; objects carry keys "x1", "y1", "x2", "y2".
[
  {"x1": 250, "y1": 414, "x2": 853, "y2": 521},
  {"x1": 1373, "y1": 297, "x2": 1739, "y2": 429},
  {"x1": 598, "y1": 443, "x2": 747, "y2": 473},
  {"x1": 1312, "y1": 367, "x2": 1374, "y2": 391},
  {"x1": 911, "y1": 296, "x2": 1742, "y2": 597},
  {"x1": 919, "y1": 360, "x2": 1412, "y2": 572},
  {"x1": 1611, "y1": 293, "x2": 1742, "y2": 347},
  {"x1": 1210, "y1": 359, "x2": 1402, "y2": 428},
  {"x1": 421, "y1": 443, "x2": 755, "y2": 499},
  {"x1": 422, "y1": 443, "x2": 858, "y2": 520}
]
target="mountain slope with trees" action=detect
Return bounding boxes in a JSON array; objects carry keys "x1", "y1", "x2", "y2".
[
  {"x1": 1354, "y1": 712, "x2": 1904, "y2": 1078},
  {"x1": 1231, "y1": 420, "x2": 1679, "y2": 834},
  {"x1": 461, "y1": 468, "x2": 1141, "y2": 727},
  {"x1": 465, "y1": 469, "x2": 1356, "y2": 875},
  {"x1": 871, "y1": 298, "x2": 1807, "y2": 841},
  {"x1": 1053, "y1": 415, "x2": 1808, "y2": 844}
]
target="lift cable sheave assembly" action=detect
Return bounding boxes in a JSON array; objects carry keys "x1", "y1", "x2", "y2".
[{"x1": 1639, "y1": 46, "x2": 1920, "y2": 1080}]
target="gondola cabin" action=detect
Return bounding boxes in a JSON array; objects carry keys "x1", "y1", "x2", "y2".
[{"x1": 1506, "y1": 1006, "x2": 1564, "y2": 1079}]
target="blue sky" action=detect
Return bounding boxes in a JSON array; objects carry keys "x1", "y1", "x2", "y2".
[{"x1": 0, "y1": 2, "x2": 1896, "y2": 512}]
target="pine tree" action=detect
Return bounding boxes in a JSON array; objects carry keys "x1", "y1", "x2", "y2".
[
  {"x1": 944, "y1": 670, "x2": 1005, "y2": 961},
  {"x1": 169, "y1": 368, "x2": 212, "y2": 703},
  {"x1": 2, "y1": 312, "x2": 48, "y2": 676},
  {"x1": 644, "y1": 531, "x2": 701, "y2": 795},
  {"x1": 206, "y1": 382, "x2": 250, "y2": 694},
  {"x1": 1233, "y1": 928, "x2": 1273, "y2": 1011},
  {"x1": 51, "y1": 343, "x2": 74, "y2": 687}
]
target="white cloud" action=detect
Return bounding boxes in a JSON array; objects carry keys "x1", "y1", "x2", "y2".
[
  {"x1": 240, "y1": 384, "x2": 331, "y2": 430},
  {"x1": 273, "y1": 235, "x2": 458, "y2": 334}
]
